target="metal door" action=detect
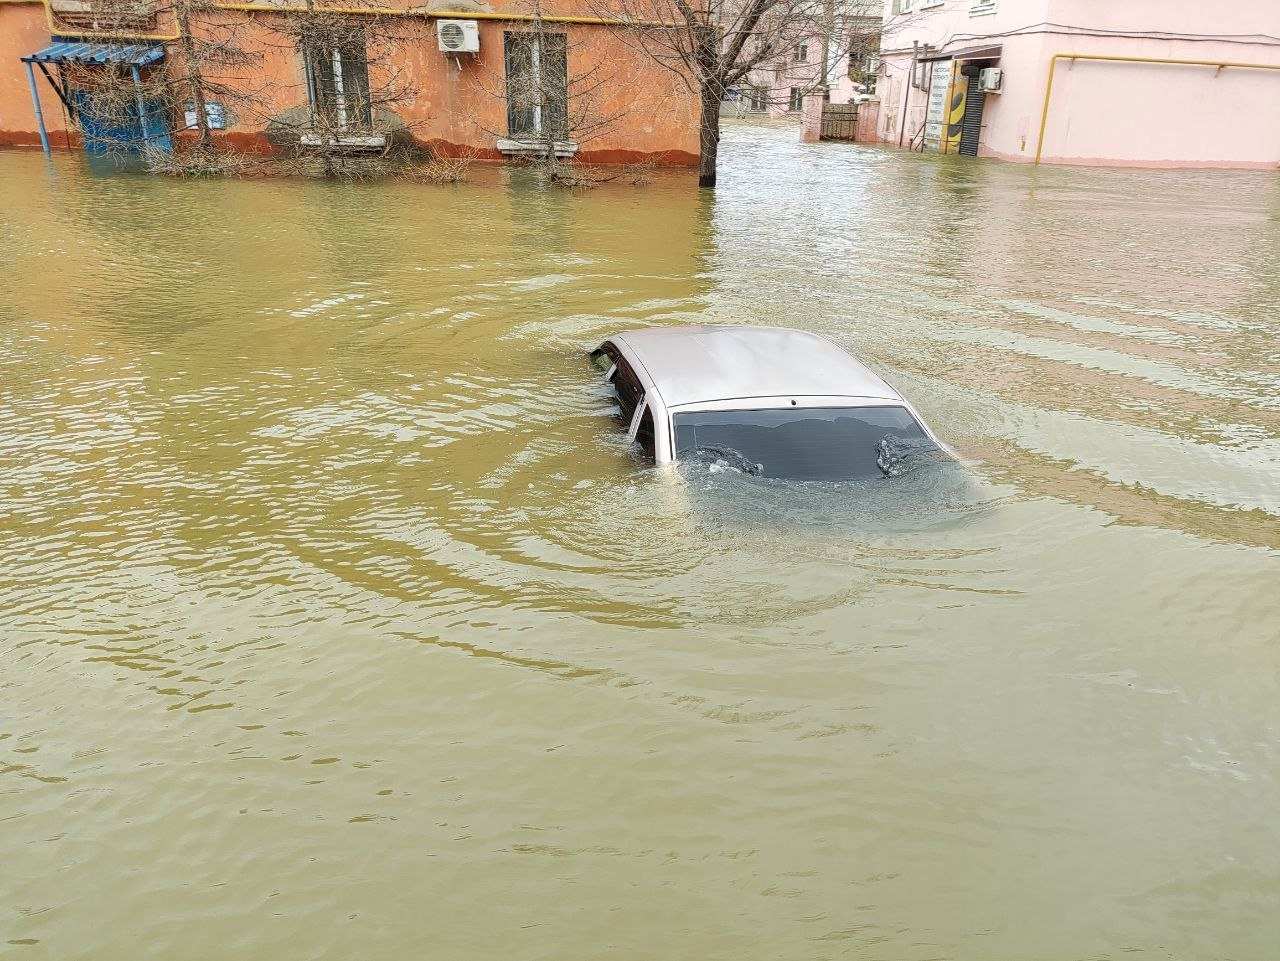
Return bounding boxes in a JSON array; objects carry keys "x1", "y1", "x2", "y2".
[
  {"x1": 72, "y1": 90, "x2": 172, "y2": 155},
  {"x1": 958, "y1": 73, "x2": 985, "y2": 156}
]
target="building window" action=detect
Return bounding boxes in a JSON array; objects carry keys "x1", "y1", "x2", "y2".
[
  {"x1": 912, "y1": 58, "x2": 931, "y2": 91},
  {"x1": 794, "y1": 43, "x2": 808, "y2": 63},
  {"x1": 789, "y1": 87, "x2": 804, "y2": 111},
  {"x1": 750, "y1": 86, "x2": 768, "y2": 111},
  {"x1": 306, "y1": 36, "x2": 372, "y2": 129},
  {"x1": 504, "y1": 32, "x2": 568, "y2": 140}
]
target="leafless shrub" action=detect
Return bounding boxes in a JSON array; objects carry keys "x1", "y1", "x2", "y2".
[
  {"x1": 403, "y1": 153, "x2": 475, "y2": 185},
  {"x1": 53, "y1": 0, "x2": 265, "y2": 171},
  {"x1": 523, "y1": 154, "x2": 605, "y2": 188},
  {"x1": 624, "y1": 157, "x2": 658, "y2": 185},
  {"x1": 262, "y1": 8, "x2": 429, "y2": 178},
  {"x1": 143, "y1": 147, "x2": 266, "y2": 176}
]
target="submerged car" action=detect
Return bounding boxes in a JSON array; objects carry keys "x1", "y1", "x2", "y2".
[{"x1": 590, "y1": 325, "x2": 950, "y2": 480}]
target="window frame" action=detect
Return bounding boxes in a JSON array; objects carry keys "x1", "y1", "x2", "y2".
[
  {"x1": 666, "y1": 395, "x2": 950, "y2": 465},
  {"x1": 503, "y1": 30, "x2": 569, "y2": 140},
  {"x1": 305, "y1": 34, "x2": 373, "y2": 130},
  {"x1": 670, "y1": 404, "x2": 936, "y2": 481}
]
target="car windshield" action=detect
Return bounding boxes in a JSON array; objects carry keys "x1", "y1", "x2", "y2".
[{"x1": 672, "y1": 405, "x2": 936, "y2": 481}]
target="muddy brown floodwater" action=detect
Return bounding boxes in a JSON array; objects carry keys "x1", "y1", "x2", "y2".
[{"x1": 1, "y1": 122, "x2": 1278, "y2": 961}]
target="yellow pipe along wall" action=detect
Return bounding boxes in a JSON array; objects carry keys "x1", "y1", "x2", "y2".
[
  {"x1": 14, "y1": 0, "x2": 650, "y2": 44},
  {"x1": 1034, "y1": 53, "x2": 1280, "y2": 165}
]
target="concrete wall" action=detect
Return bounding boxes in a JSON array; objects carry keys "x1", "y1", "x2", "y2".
[
  {"x1": 876, "y1": 0, "x2": 1280, "y2": 168},
  {"x1": 0, "y1": 0, "x2": 700, "y2": 164}
]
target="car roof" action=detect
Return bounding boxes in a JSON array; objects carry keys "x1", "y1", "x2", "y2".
[{"x1": 610, "y1": 325, "x2": 903, "y2": 409}]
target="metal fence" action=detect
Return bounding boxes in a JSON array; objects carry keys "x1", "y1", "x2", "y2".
[{"x1": 820, "y1": 103, "x2": 860, "y2": 141}]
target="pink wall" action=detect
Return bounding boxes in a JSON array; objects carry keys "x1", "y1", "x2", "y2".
[
  {"x1": 876, "y1": 0, "x2": 1280, "y2": 168},
  {"x1": 746, "y1": 34, "x2": 824, "y2": 117}
]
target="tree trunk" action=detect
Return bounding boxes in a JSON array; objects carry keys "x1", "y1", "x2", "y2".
[
  {"x1": 175, "y1": 0, "x2": 212, "y2": 153},
  {"x1": 698, "y1": 86, "x2": 721, "y2": 189}
]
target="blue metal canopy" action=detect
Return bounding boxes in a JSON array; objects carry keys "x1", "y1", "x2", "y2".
[{"x1": 21, "y1": 41, "x2": 165, "y2": 67}]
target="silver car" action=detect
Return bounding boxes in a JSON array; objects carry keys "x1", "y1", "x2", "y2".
[{"x1": 591, "y1": 325, "x2": 949, "y2": 480}]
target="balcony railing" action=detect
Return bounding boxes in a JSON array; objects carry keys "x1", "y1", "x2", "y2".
[{"x1": 49, "y1": 0, "x2": 158, "y2": 31}]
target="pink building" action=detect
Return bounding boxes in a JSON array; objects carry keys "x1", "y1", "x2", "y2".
[
  {"x1": 739, "y1": 14, "x2": 881, "y2": 117},
  {"x1": 876, "y1": 0, "x2": 1280, "y2": 168},
  {"x1": 744, "y1": 36, "x2": 826, "y2": 117}
]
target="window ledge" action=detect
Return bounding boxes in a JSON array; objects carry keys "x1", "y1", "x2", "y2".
[
  {"x1": 299, "y1": 133, "x2": 387, "y2": 153},
  {"x1": 496, "y1": 138, "x2": 579, "y2": 159}
]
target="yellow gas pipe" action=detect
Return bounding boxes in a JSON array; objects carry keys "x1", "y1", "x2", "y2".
[
  {"x1": 13, "y1": 0, "x2": 653, "y2": 44},
  {"x1": 1035, "y1": 52, "x2": 1280, "y2": 164}
]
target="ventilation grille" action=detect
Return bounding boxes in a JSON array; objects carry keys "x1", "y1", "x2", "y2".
[{"x1": 440, "y1": 22, "x2": 465, "y2": 50}]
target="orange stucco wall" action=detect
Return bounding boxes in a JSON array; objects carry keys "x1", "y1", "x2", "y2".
[
  {"x1": 0, "y1": 0, "x2": 699, "y2": 164},
  {"x1": 1, "y1": 2, "x2": 76, "y2": 148}
]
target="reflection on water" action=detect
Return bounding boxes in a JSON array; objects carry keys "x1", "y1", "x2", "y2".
[{"x1": 0, "y1": 124, "x2": 1278, "y2": 961}]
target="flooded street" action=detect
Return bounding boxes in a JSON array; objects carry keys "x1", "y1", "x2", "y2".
[{"x1": 1, "y1": 122, "x2": 1278, "y2": 960}]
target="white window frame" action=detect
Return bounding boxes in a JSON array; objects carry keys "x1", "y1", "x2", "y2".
[{"x1": 306, "y1": 43, "x2": 370, "y2": 132}]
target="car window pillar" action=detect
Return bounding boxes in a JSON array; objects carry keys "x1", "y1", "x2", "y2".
[{"x1": 626, "y1": 397, "x2": 647, "y2": 443}]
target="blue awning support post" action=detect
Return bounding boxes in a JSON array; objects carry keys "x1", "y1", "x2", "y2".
[
  {"x1": 130, "y1": 65, "x2": 148, "y2": 150},
  {"x1": 24, "y1": 59, "x2": 50, "y2": 156},
  {"x1": 22, "y1": 41, "x2": 167, "y2": 156}
]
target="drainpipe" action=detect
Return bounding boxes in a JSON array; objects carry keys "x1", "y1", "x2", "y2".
[
  {"x1": 130, "y1": 65, "x2": 149, "y2": 148},
  {"x1": 24, "y1": 61, "x2": 51, "y2": 156},
  {"x1": 897, "y1": 41, "x2": 916, "y2": 147}
]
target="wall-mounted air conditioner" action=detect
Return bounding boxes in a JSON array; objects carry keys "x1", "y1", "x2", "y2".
[
  {"x1": 437, "y1": 19, "x2": 480, "y2": 54},
  {"x1": 979, "y1": 67, "x2": 1003, "y2": 93}
]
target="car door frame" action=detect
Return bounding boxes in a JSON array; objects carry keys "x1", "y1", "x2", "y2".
[{"x1": 597, "y1": 338, "x2": 672, "y2": 465}]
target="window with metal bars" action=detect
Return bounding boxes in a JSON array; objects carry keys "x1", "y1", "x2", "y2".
[
  {"x1": 503, "y1": 32, "x2": 568, "y2": 139},
  {"x1": 306, "y1": 37, "x2": 372, "y2": 129}
]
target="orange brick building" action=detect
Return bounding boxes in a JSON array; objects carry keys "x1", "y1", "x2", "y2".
[{"x1": 0, "y1": 0, "x2": 699, "y2": 164}]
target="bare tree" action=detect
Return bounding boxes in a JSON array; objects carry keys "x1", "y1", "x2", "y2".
[
  {"x1": 55, "y1": 0, "x2": 264, "y2": 172},
  {"x1": 842, "y1": 2, "x2": 882, "y2": 91},
  {"x1": 736, "y1": 0, "x2": 880, "y2": 116},
  {"x1": 591, "y1": 0, "x2": 829, "y2": 186},
  {"x1": 50, "y1": 0, "x2": 434, "y2": 178}
]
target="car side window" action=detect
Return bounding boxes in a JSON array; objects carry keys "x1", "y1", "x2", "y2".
[
  {"x1": 594, "y1": 341, "x2": 654, "y2": 460},
  {"x1": 589, "y1": 343, "x2": 615, "y2": 374},
  {"x1": 636, "y1": 407, "x2": 655, "y2": 460},
  {"x1": 604, "y1": 348, "x2": 644, "y2": 425}
]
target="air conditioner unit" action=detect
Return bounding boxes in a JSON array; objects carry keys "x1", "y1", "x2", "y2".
[
  {"x1": 978, "y1": 67, "x2": 1003, "y2": 93},
  {"x1": 437, "y1": 19, "x2": 479, "y2": 54}
]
